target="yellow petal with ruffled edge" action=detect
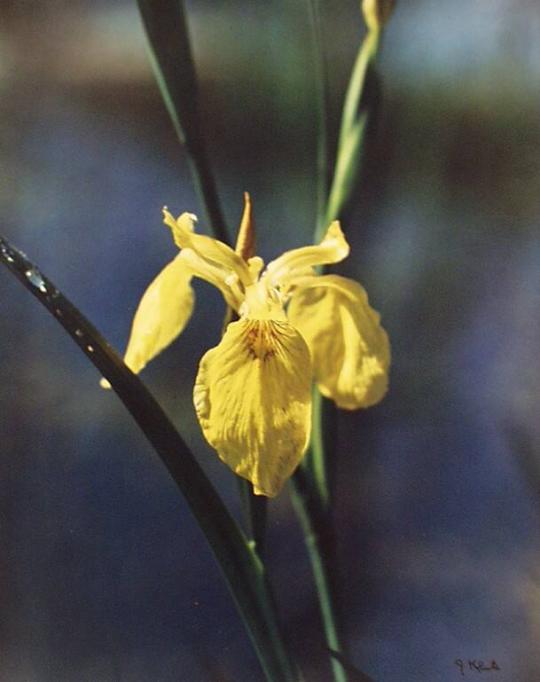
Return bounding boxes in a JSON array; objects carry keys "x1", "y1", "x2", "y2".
[
  {"x1": 114, "y1": 254, "x2": 194, "y2": 381},
  {"x1": 179, "y1": 247, "x2": 243, "y2": 312},
  {"x1": 194, "y1": 319, "x2": 312, "y2": 497},
  {"x1": 288, "y1": 274, "x2": 390, "y2": 409},
  {"x1": 163, "y1": 209, "x2": 252, "y2": 288},
  {"x1": 264, "y1": 221, "x2": 349, "y2": 289}
]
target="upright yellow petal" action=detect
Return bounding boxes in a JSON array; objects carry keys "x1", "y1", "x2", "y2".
[
  {"x1": 264, "y1": 221, "x2": 349, "y2": 289},
  {"x1": 193, "y1": 319, "x2": 312, "y2": 497},
  {"x1": 122, "y1": 253, "x2": 194, "y2": 375},
  {"x1": 288, "y1": 274, "x2": 390, "y2": 409},
  {"x1": 163, "y1": 209, "x2": 252, "y2": 288},
  {"x1": 179, "y1": 247, "x2": 243, "y2": 312}
]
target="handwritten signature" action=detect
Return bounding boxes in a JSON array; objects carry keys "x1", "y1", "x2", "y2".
[{"x1": 454, "y1": 659, "x2": 501, "y2": 676}]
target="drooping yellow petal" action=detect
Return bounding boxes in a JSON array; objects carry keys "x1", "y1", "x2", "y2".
[
  {"x1": 288, "y1": 274, "x2": 390, "y2": 409},
  {"x1": 264, "y1": 221, "x2": 349, "y2": 289},
  {"x1": 120, "y1": 253, "x2": 194, "y2": 376},
  {"x1": 193, "y1": 319, "x2": 312, "y2": 497},
  {"x1": 163, "y1": 209, "x2": 252, "y2": 288}
]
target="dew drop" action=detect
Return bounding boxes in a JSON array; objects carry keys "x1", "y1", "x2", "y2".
[
  {"x1": 75, "y1": 329, "x2": 84, "y2": 338},
  {"x1": 25, "y1": 268, "x2": 47, "y2": 293},
  {"x1": 86, "y1": 345, "x2": 94, "y2": 353},
  {"x1": 1, "y1": 244, "x2": 14, "y2": 263}
]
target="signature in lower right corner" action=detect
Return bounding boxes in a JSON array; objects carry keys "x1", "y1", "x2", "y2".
[{"x1": 454, "y1": 659, "x2": 501, "y2": 676}]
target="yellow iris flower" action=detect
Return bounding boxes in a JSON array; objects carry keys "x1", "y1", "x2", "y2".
[{"x1": 110, "y1": 196, "x2": 390, "y2": 497}]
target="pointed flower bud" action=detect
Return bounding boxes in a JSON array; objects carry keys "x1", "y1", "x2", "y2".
[
  {"x1": 235, "y1": 192, "x2": 256, "y2": 261},
  {"x1": 362, "y1": 0, "x2": 395, "y2": 31}
]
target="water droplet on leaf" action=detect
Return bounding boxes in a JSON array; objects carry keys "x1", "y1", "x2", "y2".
[
  {"x1": 24, "y1": 268, "x2": 47, "y2": 293},
  {"x1": 1, "y1": 244, "x2": 15, "y2": 263}
]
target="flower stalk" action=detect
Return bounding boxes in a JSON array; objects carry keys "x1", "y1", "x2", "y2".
[
  {"x1": 290, "y1": 4, "x2": 395, "y2": 681},
  {"x1": 307, "y1": 0, "x2": 394, "y2": 530},
  {"x1": 290, "y1": 468, "x2": 346, "y2": 682},
  {"x1": 317, "y1": 5, "x2": 391, "y2": 240},
  {"x1": 306, "y1": 0, "x2": 331, "y2": 237}
]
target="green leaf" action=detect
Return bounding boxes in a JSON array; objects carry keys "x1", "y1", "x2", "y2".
[
  {"x1": 136, "y1": 0, "x2": 228, "y2": 242},
  {"x1": 290, "y1": 467, "x2": 347, "y2": 682},
  {"x1": 0, "y1": 236, "x2": 299, "y2": 682},
  {"x1": 327, "y1": 650, "x2": 376, "y2": 682},
  {"x1": 306, "y1": 0, "x2": 331, "y2": 236}
]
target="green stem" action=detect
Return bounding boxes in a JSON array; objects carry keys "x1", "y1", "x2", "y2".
[
  {"x1": 315, "y1": 27, "x2": 381, "y2": 242},
  {"x1": 292, "y1": 20, "x2": 387, "y2": 682},
  {"x1": 306, "y1": 0, "x2": 330, "y2": 236},
  {"x1": 310, "y1": 25, "x2": 384, "y2": 505},
  {"x1": 310, "y1": 25, "x2": 384, "y2": 502},
  {"x1": 308, "y1": 386, "x2": 330, "y2": 509},
  {"x1": 238, "y1": 478, "x2": 268, "y2": 557},
  {"x1": 289, "y1": 470, "x2": 346, "y2": 682},
  {"x1": 324, "y1": 114, "x2": 368, "y2": 230},
  {"x1": 338, "y1": 29, "x2": 380, "y2": 154},
  {"x1": 0, "y1": 237, "x2": 298, "y2": 682}
]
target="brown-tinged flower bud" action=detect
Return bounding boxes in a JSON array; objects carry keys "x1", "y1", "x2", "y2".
[
  {"x1": 235, "y1": 192, "x2": 256, "y2": 261},
  {"x1": 362, "y1": 0, "x2": 395, "y2": 31}
]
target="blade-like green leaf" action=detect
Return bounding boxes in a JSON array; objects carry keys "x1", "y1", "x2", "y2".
[
  {"x1": 327, "y1": 650, "x2": 376, "y2": 682},
  {"x1": 0, "y1": 236, "x2": 298, "y2": 682},
  {"x1": 306, "y1": 0, "x2": 330, "y2": 236},
  {"x1": 137, "y1": 0, "x2": 228, "y2": 243}
]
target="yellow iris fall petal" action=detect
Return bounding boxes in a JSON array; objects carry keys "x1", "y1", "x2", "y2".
[
  {"x1": 194, "y1": 319, "x2": 312, "y2": 497},
  {"x1": 120, "y1": 253, "x2": 194, "y2": 376},
  {"x1": 288, "y1": 274, "x2": 390, "y2": 409}
]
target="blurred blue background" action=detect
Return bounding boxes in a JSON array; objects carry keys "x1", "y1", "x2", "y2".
[{"x1": 1, "y1": 1, "x2": 540, "y2": 680}]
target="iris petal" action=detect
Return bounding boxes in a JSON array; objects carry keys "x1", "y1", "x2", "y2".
[
  {"x1": 264, "y1": 221, "x2": 349, "y2": 289},
  {"x1": 193, "y1": 319, "x2": 312, "y2": 497},
  {"x1": 120, "y1": 253, "x2": 194, "y2": 376},
  {"x1": 288, "y1": 274, "x2": 390, "y2": 409},
  {"x1": 179, "y1": 248, "x2": 243, "y2": 311},
  {"x1": 163, "y1": 209, "x2": 252, "y2": 287}
]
